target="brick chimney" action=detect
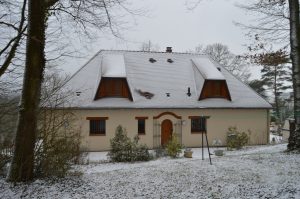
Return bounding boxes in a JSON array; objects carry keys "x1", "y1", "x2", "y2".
[{"x1": 166, "y1": 47, "x2": 172, "y2": 53}]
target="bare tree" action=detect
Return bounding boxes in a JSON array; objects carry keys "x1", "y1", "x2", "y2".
[
  {"x1": 139, "y1": 40, "x2": 160, "y2": 52},
  {"x1": 7, "y1": 0, "x2": 141, "y2": 182},
  {"x1": 237, "y1": 0, "x2": 289, "y2": 49},
  {"x1": 35, "y1": 72, "x2": 82, "y2": 177},
  {"x1": 0, "y1": 0, "x2": 27, "y2": 78}
]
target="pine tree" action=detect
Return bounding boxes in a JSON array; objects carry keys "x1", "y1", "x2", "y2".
[{"x1": 253, "y1": 50, "x2": 292, "y2": 123}]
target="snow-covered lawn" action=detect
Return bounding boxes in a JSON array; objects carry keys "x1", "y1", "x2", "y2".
[{"x1": 1, "y1": 144, "x2": 300, "y2": 199}]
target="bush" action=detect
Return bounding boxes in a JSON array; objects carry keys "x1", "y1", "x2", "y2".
[
  {"x1": 34, "y1": 109, "x2": 83, "y2": 178},
  {"x1": 166, "y1": 134, "x2": 182, "y2": 158},
  {"x1": 0, "y1": 136, "x2": 14, "y2": 176},
  {"x1": 108, "y1": 125, "x2": 152, "y2": 162},
  {"x1": 226, "y1": 126, "x2": 249, "y2": 150},
  {"x1": 34, "y1": 133, "x2": 82, "y2": 177}
]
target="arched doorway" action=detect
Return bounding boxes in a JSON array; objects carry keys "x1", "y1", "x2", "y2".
[{"x1": 161, "y1": 119, "x2": 173, "y2": 146}]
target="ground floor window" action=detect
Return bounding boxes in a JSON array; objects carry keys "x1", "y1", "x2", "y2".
[
  {"x1": 135, "y1": 117, "x2": 148, "y2": 135},
  {"x1": 189, "y1": 116, "x2": 207, "y2": 133},
  {"x1": 86, "y1": 117, "x2": 108, "y2": 135}
]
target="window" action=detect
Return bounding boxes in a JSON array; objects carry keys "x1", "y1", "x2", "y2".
[
  {"x1": 189, "y1": 116, "x2": 207, "y2": 133},
  {"x1": 135, "y1": 117, "x2": 148, "y2": 135},
  {"x1": 95, "y1": 77, "x2": 132, "y2": 100},
  {"x1": 199, "y1": 80, "x2": 231, "y2": 101},
  {"x1": 86, "y1": 117, "x2": 108, "y2": 135}
]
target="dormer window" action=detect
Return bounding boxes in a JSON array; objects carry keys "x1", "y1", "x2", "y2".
[
  {"x1": 199, "y1": 80, "x2": 231, "y2": 100},
  {"x1": 95, "y1": 77, "x2": 132, "y2": 100},
  {"x1": 192, "y1": 58, "x2": 231, "y2": 101},
  {"x1": 94, "y1": 54, "x2": 133, "y2": 101}
]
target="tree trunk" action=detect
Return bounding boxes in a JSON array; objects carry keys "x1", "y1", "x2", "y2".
[
  {"x1": 288, "y1": 0, "x2": 300, "y2": 151},
  {"x1": 274, "y1": 65, "x2": 281, "y2": 123},
  {"x1": 7, "y1": 0, "x2": 46, "y2": 182}
]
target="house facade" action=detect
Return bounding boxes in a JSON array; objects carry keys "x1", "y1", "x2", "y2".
[{"x1": 61, "y1": 49, "x2": 271, "y2": 151}]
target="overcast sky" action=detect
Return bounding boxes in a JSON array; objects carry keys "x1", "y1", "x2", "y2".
[{"x1": 60, "y1": 0, "x2": 260, "y2": 77}]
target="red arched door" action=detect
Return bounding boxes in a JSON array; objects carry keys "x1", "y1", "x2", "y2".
[{"x1": 161, "y1": 119, "x2": 173, "y2": 146}]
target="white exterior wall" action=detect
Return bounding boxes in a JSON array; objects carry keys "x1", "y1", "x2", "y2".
[{"x1": 72, "y1": 109, "x2": 269, "y2": 151}]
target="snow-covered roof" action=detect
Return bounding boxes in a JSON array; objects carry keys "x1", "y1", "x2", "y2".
[
  {"x1": 192, "y1": 58, "x2": 225, "y2": 80},
  {"x1": 61, "y1": 50, "x2": 271, "y2": 109},
  {"x1": 101, "y1": 54, "x2": 126, "y2": 77}
]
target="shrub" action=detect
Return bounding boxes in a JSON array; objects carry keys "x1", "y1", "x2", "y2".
[
  {"x1": 226, "y1": 126, "x2": 249, "y2": 150},
  {"x1": 0, "y1": 136, "x2": 14, "y2": 176},
  {"x1": 108, "y1": 125, "x2": 152, "y2": 162},
  {"x1": 166, "y1": 134, "x2": 182, "y2": 158},
  {"x1": 34, "y1": 109, "x2": 83, "y2": 178},
  {"x1": 34, "y1": 133, "x2": 82, "y2": 177}
]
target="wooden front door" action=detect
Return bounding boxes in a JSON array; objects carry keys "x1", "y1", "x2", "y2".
[{"x1": 161, "y1": 119, "x2": 173, "y2": 146}]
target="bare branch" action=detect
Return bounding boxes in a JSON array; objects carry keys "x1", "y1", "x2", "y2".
[{"x1": 0, "y1": 0, "x2": 27, "y2": 77}]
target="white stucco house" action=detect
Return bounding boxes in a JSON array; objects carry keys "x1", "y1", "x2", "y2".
[{"x1": 59, "y1": 48, "x2": 272, "y2": 151}]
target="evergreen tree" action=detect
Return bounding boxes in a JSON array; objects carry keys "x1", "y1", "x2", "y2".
[
  {"x1": 108, "y1": 125, "x2": 151, "y2": 162},
  {"x1": 253, "y1": 50, "x2": 292, "y2": 123}
]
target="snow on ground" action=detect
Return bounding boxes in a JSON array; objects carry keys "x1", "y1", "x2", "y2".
[{"x1": 1, "y1": 144, "x2": 300, "y2": 199}]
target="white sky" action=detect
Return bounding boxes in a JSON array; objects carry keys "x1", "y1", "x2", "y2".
[{"x1": 60, "y1": 0, "x2": 261, "y2": 78}]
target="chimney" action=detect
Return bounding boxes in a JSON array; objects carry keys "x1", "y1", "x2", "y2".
[{"x1": 166, "y1": 47, "x2": 172, "y2": 53}]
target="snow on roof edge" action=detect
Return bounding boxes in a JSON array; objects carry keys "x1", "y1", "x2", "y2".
[{"x1": 61, "y1": 50, "x2": 104, "y2": 88}]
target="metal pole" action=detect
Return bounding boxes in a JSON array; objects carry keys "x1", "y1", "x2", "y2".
[
  {"x1": 205, "y1": 132, "x2": 212, "y2": 165},
  {"x1": 202, "y1": 132, "x2": 204, "y2": 160}
]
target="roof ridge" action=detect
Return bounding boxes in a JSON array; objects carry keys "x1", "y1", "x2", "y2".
[{"x1": 100, "y1": 49, "x2": 206, "y2": 56}]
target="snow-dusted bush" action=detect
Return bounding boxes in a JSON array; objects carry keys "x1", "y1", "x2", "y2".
[
  {"x1": 0, "y1": 136, "x2": 13, "y2": 176},
  {"x1": 227, "y1": 126, "x2": 249, "y2": 150},
  {"x1": 34, "y1": 109, "x2": 83, "y2": 178},
  {"x1": 33, "y1": 73, "x2": 85, "y2": 178},
  {"x1": 166, "y1": 134, "x2": 182, "y2": 158},
  {"x1": 108, "y1": 125, "x2": 152, "y2": 162}
]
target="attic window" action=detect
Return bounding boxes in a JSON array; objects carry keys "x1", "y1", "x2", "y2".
[
  {"x1": 94, "y1": 77, "x2": 133, "y2": 100},
  {"x1": 167, "y1": 59, "x2": 173, "y2": 63},
  {"x1": 149, "y1": 58, "x2": 157, "y2": 63},
  {"x1": 199, "y1": 80, "x2": 231, "y2": 101}
]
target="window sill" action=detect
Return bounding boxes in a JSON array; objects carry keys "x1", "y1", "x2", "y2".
[
  {"x1": 191, "y1": 131, "x2": 205, "y2": 134},
  {"x1": 89, "y1": 134, "x2": 106, "y2": 136},
  {"x1": 138, "y1": 133, "x2": 146, "y2": 135}
]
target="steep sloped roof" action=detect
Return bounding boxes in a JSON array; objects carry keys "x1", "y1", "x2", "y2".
[{"x1": 61, "y1": 50, "x2": 271, "y2": 109}]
